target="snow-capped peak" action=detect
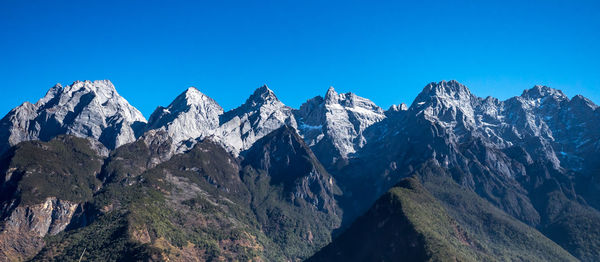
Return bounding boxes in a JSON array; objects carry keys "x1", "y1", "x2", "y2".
[
  {"x1": 181, "y1": 87, "x2": 211, "y2": 105},
  {"x1": 415, "y1": 80, "x2": 473, "y2": 103},
  {"x1": 521, "y1": 85, "x2": 568, "y2": 101},
  {"x1": 411, "y1": 80, "x2": 479, "y2": 128},
  {"x1": 163, "y1": 87, "x2": 220, "y2": 111},
  {"x1": 295, "y1": 86, "x2": 386, "y2": 163},
  {"x1": 404, "y1": 81, "x2": 591, "y2": 171},
  {"x1": 36, "y1": 84, "x2": 63, "y2": 106}
]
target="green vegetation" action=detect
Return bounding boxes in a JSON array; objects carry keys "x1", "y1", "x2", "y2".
[
  {"x1": 309, "y1": 172, "x2": 577, "y2": 262},
  {"x1": 36, "y1": 136, "x2": 337, "y2": 261},
  {"x1": 7, "y1": 136, "x2": 103, "y2": 206},
  {"x1": 94, "y1": 142, "x2": 271, "y2": 261},
  {"x1": 242, "y1": 166, "x2": 340, "y2": 259},
  {"x1": 34, "y1": 212, "x2": 160, "y2": 261},
  {"x1": 536, "y1": 189, "x2": 600, "y2": 261},
  {"x1": 415, "y1": 163, "x2": 577, "y2": 261},
  {"x1": 309, "y1": 177, "x2": 487, "y2": 262},
  {"x1": 99, "y1": 139, "x2": 153, "y2": 183},
  {"x1": 387, "y1": 178, "x2": 488, "y2": 261}
]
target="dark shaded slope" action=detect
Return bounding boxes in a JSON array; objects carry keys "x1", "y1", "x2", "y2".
[
  {"x1": 308, "y1": 177, "x2": 486, "y2": 262},
  {"x1": 415, "y1": 162, "x2": 577, "y2": 261},
  {"x1": 310, "y1": 171, "x2": 577, "y2": 262},
  {"x1": 241, "y1": 125, "x2": 342, "y2": 258}
]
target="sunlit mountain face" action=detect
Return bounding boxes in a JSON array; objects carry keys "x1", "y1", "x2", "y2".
[{"x1": 1, "y1": 80, "x2": 599, "y2": 261}]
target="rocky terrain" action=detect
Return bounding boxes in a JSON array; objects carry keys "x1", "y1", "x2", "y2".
[{"x1": 0, "y1": 79, "x2": 599, "y2": 261}]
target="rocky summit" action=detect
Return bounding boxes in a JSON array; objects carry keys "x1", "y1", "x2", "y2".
[
  {"x1": 1, "y1": 80, "x2": 599, "y2": 261},
  {"x1": 0, "y1": 80, "x2": 146, "y2": 154}
]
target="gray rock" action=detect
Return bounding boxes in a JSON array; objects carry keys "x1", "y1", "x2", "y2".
[{"x1": 0, "y1": 80, "x2": 146, "y2": 153}]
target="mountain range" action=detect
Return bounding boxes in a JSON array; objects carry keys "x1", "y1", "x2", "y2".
[{"x1": 1, "y1": 79, "x2": 599, "y2": 261}]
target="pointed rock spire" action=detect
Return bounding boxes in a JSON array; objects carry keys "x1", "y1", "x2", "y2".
[
  {"x1": 214, "y1": 85, "x2": 296, "y2": 155},
  {"x1": 325, "y1": 86, "x2": 339, "y2": 103},
  {"x1": 146, "y1": 86, "x2": 223, "y2": 150},
  {"x1": 165, "y1": 87, "x2": 219, "y2": 110},
  {"x1": 244, "y1": 85, "x2": 279, "y2": 107}
]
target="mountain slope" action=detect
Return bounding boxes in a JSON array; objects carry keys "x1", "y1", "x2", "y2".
[
  {"x1": 309, "y1": 174, "x2": 577, "y2": 262},
  {"x1": 29, "y1": 126, "x2": 341, "y2": 261}
]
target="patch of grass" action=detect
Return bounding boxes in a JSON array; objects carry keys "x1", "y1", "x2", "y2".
[{"x1": 34, "y1": 212, "x2": 160, "y2": 261}]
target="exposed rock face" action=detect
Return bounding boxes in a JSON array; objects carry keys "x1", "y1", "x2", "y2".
[
  {"x1": 0, "y1": 136, "x2": 103, "y2": 261},
  {"x1": 295, "y1": 87, "x2": 386, "y2": 167},
  {"x1": 139, "y1": 129, "x2": 179, "y2": 168},
  {"x1": 99, "y1": 129, "x2": 177, "y2": 185},
  {"x1": 146, "y1": 87, "x2": 223, "y2": 153},
  {"x1": 0, "y1": 198, "x2": 78, "y2": 260},
  {"x1": 215, "y1": 85, "x2": 297, "y2": 155},
  {"x1": 0, "y1": 80, "x2": 146, "y2": 154},
  {"x1": 142, "y1": 85, "x2": 298, "y2": 158},
  {"x1": 405, "y1": 81, "x2": 599, "y2": 204}
]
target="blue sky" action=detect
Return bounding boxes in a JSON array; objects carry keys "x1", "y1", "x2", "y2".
[{"x1": 1, "y1": 0, "x2": 599, "y2": 118}]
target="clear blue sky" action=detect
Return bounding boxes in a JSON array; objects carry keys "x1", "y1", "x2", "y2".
[{"x1": 1, "y1": 0, "x2": 599, "y2": 118}]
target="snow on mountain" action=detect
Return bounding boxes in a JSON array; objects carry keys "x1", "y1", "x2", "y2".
[
  {"x1": 340, "y1": 80, "x2": 600, "y2": 230},
  {"x1": 0, "y1": 80, "x2": 146, "y2": 153},
  {"x1": 401, "y1": 80, "x2": 600, "y2": 174},
  {"x1": 411, "y1": 80, "x2": 480, "y2": 131},
  {"x1": 213, "y1": 85, "x2": 297, "y2": 155},
  {"x1": 295, "y1": 86, "x2": 386, "y2": 161},
  {"x1": 145, "y1": 87, "x2": 223, "y2": 150}
]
